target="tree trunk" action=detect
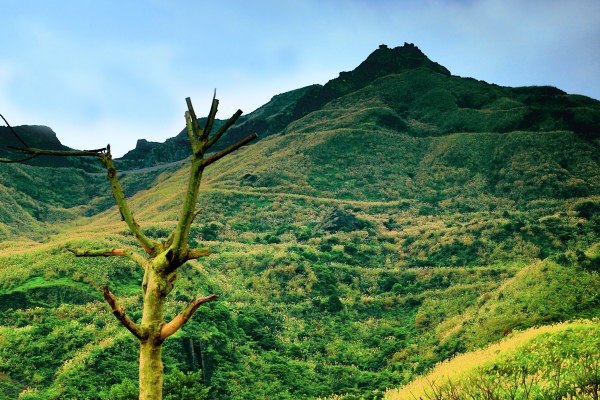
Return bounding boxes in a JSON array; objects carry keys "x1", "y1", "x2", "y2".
[
  {"x1": 139, "y1": 339, "x2": 163, "y2": 400},
  {"x1": 139, "y1": 265, "x2": 168, "y2": 400}
]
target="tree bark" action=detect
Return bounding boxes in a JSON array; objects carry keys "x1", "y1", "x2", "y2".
[
  {"x1": 139, "y1": 338, "x2": 163, "y2": 400},
  {"x1": 139, "y1": 265, "x2": 167, "y2": 400}
]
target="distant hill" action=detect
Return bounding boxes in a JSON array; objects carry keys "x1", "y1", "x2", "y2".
[
  {"x1": 0, "y1": 125, "x2": 102, "y2": 171},
  {"x1": 5, "y1": 43, "x2": 599, "y2": 170}
]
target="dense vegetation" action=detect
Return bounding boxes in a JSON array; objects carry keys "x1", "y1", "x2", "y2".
[{"x1": 1, "y1": 43, "x2": 599, "y2": 399}]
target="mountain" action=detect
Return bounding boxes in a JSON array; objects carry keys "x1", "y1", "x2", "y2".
[
  {"x1": 0, "y1": 125, "x2": 102, "y2": 171},
  {"x1": 118, "y1": 43, "x2": 600, "y2": 168},
  {"x1": 1, "y1": 43, "x2": 600, "y2": 399}
]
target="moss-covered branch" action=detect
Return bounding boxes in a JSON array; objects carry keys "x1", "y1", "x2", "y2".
[
  {"x1": 67, "y1": 247, "x2": 147, "y2": 268},
  {"x1": 186, "y1": 247, "x2": 211, "y2": 260},
  {"x1": 203, "y1": 109, "x2": 243, "y2": 151},
  {"x1": 200, "y1": 95, "x2": 219, "y2": 142},
  {"x1": 202, "y1": 133, "x2": 258, "y2": 167},
  {"x1": 159, "y1": 294, "x2": 219, "y2": 340},
  {"x1": 0, "y1": 146, "x2": 105, "y2": 163},
  {"x1": 99, "y1": 146, "x2": 158, "y2": 255},
  {"x1": 103, "y1": 286, "x2": 147, "y2": 340}
]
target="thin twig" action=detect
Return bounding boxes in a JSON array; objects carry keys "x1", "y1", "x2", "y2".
[
  {"x1": 0, "y1": 154, "x2": 39, "y2": 164},
  {"x1": 0, "y1": 113, "x2": 29, "y2": 148}
]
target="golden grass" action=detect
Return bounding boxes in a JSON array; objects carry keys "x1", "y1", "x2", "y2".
[{"x1": 385, "y1": 319, "x2": 600, "y2": 399}]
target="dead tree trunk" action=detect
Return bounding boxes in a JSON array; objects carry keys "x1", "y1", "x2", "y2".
[{"x1": 2, "y1": 96, "x2": 256, "y2": 399}]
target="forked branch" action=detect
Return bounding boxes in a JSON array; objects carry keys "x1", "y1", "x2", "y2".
[
  {"x1": 171, "y1": 97, "x2": 257, "y2": 255},
  {"x1": 160, "y1": 294, "x2": 219, "y2": 339},
  {"x1": 103, "y1": 286, "x2": 147, "y2": 340}
]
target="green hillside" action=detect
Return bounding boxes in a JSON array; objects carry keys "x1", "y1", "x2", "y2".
[{"x1": 1, "y1": 43, "x2": 600, "y2": 399}]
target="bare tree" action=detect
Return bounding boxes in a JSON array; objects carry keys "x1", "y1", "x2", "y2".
[{"x1": 1, "y1": 96, "x2": 257, "y2": 399}]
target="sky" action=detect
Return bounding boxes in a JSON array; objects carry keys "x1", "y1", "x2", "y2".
[{"x1": 1, "y1": 0, "x2": 599, "y2": 157}]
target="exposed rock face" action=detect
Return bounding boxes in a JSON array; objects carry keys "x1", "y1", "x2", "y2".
[
  {"x1": 319, "y1": 208, "x2": 366, "y2": 232},
  {"x1": 120, "y1": 139, "x2": 162, "y2": 160},
  {"x1": 0, "y1": 125, "x2": 67, "y2": 153}
]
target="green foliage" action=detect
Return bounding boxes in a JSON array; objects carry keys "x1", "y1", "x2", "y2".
[
  {"x1": 390, "y1": 320, "x2": 600, "y2": 400},
  {"x1": 101, "y1": 378, "x2": 138, "y2": 400},
  {"x1": 574, "y1": 198, "x2": 600, "y2": 220},
  {"x1": 164, "y1": 370, "x2": 209, "y2": 400}
]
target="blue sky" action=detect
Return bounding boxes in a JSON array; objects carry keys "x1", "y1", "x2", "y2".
[{"x1": 1, "y1": 0, "x2": 599, "y2": 157}]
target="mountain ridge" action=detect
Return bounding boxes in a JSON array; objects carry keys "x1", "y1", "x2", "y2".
[{"x1": 4, "y1": 43, "x2": 599, "y2": 169}]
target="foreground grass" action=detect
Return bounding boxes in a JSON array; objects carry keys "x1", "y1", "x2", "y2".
[{"x1": 386, "y1": 319, "x2": 600, "y2": 399}]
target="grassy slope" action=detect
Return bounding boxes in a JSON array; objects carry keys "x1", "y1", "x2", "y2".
[
  {"x1": 2, "y1": 121, "x2": 600, "y2": 398},
  {"x1": 385, "y1": 319, "x2": 600, "y2": 399}
]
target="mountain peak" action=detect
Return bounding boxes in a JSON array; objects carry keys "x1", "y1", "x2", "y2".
[
  {"x1": 324, "y1": 42, "x2": 452, "y2": 102},
  {"x1": 283, "y1": 43, "x2": 451, "y2": 124},
  {"x1": 352, "y1": 42, "x2": 451, "y2": 79}
]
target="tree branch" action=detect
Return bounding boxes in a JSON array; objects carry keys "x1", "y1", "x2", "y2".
[
  {"x1": 103, "y1": 286, "x2": 147, "y2": 340},
  {"x1": 0, "y1": 154, "x2": 39, "y2": 164},
  {"x1": 99, "y1": 147, "x2": 158, "y2": 255},
  {"x1": 192, "y1": 208, "x2": 203, "y2": 223},
  {"x1": 68, "y1": 247, "x2": 147, "y2": 268},
  {"x1": 200, "y1": 93, "x2": 219, "y2": 142},
  {"x1": 185, "y1": 97, "x2": 201, "y2": 141},
  {"x1": 160, "y1": 294, "x2": 219, "y2": 340},
  {"x1": 185, "y1": 111, "x2": 199, "y2": 150},
  {"x1": 202, "y1": 133, "x2": 258, "y2": 167},
  {"x1": 186, "y1": 247, "x2": 211, "y2": 260},
  {"x1": 6, "y1": 146, "x2": 105, "y2": 158},
  {"x1": 203, "y1": 109, "x2": 243, "y2": 151}
]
